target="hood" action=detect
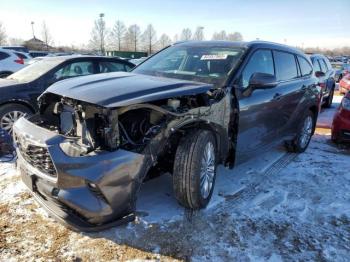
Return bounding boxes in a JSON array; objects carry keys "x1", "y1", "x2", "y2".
[{"x1": 45, "y1": 72, "x2": 213, "y2": 107}]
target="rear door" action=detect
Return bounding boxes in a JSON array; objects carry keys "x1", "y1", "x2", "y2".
[
  {"x1": 272, "y1": 50, "x2": 308, "y2": 137},
  {"x1": 236, "y1": 49, "x2": 284, "y2": 161}
]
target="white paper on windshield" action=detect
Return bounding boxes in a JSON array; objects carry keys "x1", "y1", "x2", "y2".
[{"x1": 200, "y1": 54, "x2": 228, "y2": 60}]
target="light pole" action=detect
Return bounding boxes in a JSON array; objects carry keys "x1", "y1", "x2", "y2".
[
  {"x1": 99, "y1": 13, "x2": 105, "y2": 54},
  {"x1": 31, "y1": 21, "x2": 35, "y2": 39}
]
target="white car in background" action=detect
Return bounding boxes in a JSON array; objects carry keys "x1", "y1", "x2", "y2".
[{"x1": 0, "y1": 49, "x2": 28, "y2": 78}]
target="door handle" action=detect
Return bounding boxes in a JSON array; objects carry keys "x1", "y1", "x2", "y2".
[{"x1": 273, "y1": 93, "x2": 282, "y2": 100}]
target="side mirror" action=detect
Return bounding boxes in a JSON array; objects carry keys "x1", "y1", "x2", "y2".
[
  {"x1": 315, "y1": 71, "x2": 325, "y2": 77},
  {"x1": 249, "y1": 72, "x2": 277, "y2": 90}
]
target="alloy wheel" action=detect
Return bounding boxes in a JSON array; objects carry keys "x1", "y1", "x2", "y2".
[
  {"x1": 0, "y1": 111, "x2": 25, "y2": 134},
  {"x1": 200, "y1": 141, "x2": 215, "y2": 199}
]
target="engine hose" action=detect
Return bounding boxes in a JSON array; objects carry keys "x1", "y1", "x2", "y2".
[{"x1": 118, "y1": 121, "x2": 144, "y2": 146}]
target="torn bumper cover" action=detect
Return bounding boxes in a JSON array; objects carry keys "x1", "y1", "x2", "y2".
[{"x1": 13, "y1": 117, "x2": 146, "y2": 231}]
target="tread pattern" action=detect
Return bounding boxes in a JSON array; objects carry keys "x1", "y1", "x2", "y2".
[{"x1": 173, "y1": 130, "x2": 216, "y2": 209}]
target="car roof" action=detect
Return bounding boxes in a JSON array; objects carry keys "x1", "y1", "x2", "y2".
[
  {"x1": 41, "y1": 55, "x2": 132, "y2": 63},
  {"x1": 172, "y1": 40, "x2": 305, "y2": 56},
  {"x1": 0, "y1": 48, "x2": 16, "y2": 56}
]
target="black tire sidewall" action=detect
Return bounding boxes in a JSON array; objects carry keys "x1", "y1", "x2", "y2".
[
  {"x1": 193, "y1": 131, "x2": 217, "y2": 207},
  {"x1": 173, "y1": 130, "x2": 217, "y2": 209}
]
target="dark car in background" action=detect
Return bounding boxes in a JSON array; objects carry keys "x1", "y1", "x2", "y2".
[
  {"x1": 332, "y1": 62, "x2": 350, "y2": 82},
  {"x1": 13, "y1": 41, "x2": 321, "y2": 231},
  {"x1": 0, "y1": 56, "x2": 135, "y2": 133},
  {"x1": 310, "y1": 54, "x2": 336, "y2": 107}
]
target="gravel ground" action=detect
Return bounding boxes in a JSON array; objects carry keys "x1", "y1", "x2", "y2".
[{"x1": 1, "y1": 96, "x2": 349, "y2": 261}]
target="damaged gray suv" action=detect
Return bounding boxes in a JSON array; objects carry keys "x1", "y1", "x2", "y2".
[{"x1": 14, "y1": 41, "x2": 320, "y2": 231}]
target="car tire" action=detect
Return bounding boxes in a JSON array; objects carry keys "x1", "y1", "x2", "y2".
[
  {"x1": 324, "y1": 88, "x2": 334, "y2": 108},
  {"x1": 338, "y1": 74, "x2": 342, "y2": 82},
  {"x1": 285, "y1": 110, "x2": 315, "y2": 153},
  {"x1": 173, "y1": 130, "x2": 217, "y2": 209},
  {"x1": 0, "y1": 104, "x2": 32, "y2": 134},
  {"x1": 0, "y1": 72, "x2": 12, "y2": 78}
]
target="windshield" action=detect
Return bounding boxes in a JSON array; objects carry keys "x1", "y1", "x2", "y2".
[
  {"x1": 7, "y1": 59, "x2": 62, "y2": 82},
  {"x1": 133, "y1": 45, "x2": 245, "y2": 86}
]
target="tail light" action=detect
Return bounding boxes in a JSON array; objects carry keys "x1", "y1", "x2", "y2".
[{"x1": 14, "y1": 58, "x2": 24, "y2": 64}]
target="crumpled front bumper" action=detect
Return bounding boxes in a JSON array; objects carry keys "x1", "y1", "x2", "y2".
[{"x1": 13, "y1": 117, "x2": 146, "y2": 231}]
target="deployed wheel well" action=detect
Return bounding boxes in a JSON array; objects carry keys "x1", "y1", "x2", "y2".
[
  {"x1": 0, "y1": 71, "x2": 13, "y2": 77},
  {"x1": 151, "y1": 122, "x2": 226, "y2": 176}
]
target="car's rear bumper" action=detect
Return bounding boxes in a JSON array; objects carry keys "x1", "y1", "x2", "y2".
[
  {"x1": 339, "y1": 81, "x2": 350, "y2": 94},
  {"x1": 14, "y1": 117, "x2": 147, "y2": 231},
  {"x1": 332, "y1": 111, "x2": 350, "y2": 142}
]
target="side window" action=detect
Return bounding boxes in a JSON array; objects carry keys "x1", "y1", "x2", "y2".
[
  {"x1": 312, "y1": 59, "x2": 321, "y2": 72},
  {"x1": 0, "y1": 51, "x2": 10, "y2": 61},
  {"x1": 241, "y1": 49, "x2": 274, "y2": 88},
  {"x1": 297, "y1": 56, "x2": 313, "y2": 76},
  {"x1": 319, "y1": 59, "x2": 328, "y2": 73},
  {"x1": 99, "y1": 61, "x2": 128, "y2": 73},
  {"x1": 53, "y1": 61, "x2": 94, "y2": 80},
  {"x1": 14, "y1": 52, "x2": 27, "y2": 59},
  {"x1": 273, "y1": 51, "x2": 298, "y2": 81}
]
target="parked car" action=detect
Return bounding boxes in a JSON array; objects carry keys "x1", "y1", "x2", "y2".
[
  {"x1": 0, "y1": 45, "x2": 29, "y2": 53},
  {"x1": 29, "y1": 51, "x2": 49, "y2": 58},
  {"x1": 0, "y1": 55, "x2": 135, "y2": 133},
  {"x1": 332, "y1": 91, "x2": 350, "y2": 143},
  {"x1": 13, "y1": 41, "x2": 321, "y2": 231},
  {"x1": 339, "y1": 74, "x2": 350, "y2": 94},
  {"x1": 310, "y1": 54, "x2": 336, "y2": 107},
  {"x1": 12, "y1": 51, "x2": 32, "y2": 65},
  {"x1": 332, "y1": 62, "x2": 350, "y2": 82},
  {"x1": 0, "y1": 48, "x2": 27, "y2": 78}
]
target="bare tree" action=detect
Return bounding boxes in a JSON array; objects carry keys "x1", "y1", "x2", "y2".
[
  {"x1": 125, "y1": 24, "x2": 141, "y2": 51},
  {"x1": 0, "y1": 22, "x2": 7, "y2": 45},
  {"x1": 173, "y1": 34, "x2": 179, "y2": 43},
  {"x1": 110, "y1": 20, "x2": 126, "y2": 51},
  {"x1": 89, "y1": 14, "x2": 107, "y2": 53},
  {"x1": 212, "y1": 30, "x2": 227, "y2": 40},
  {"x1": 41, "y1": 21, "x2": 53, "y2": 50},
  {"x1": 193, "y1": 26, "x2": 204, "y2": 41},
  {"x1": 158, "y1": 34, "x2": 172, "y2": 49},
  {"x1": 8, "y1": 38, "x2": 25, "y2": 45},
  {"x1": 227, "y1": 32, "x2": 243, "y2": 41},
  {"x1": 180, "y1": 28, "x2": 192, "y2": 41},
  {"x1": 142, "y1": 24, "x2": 157, "y2": 54}
]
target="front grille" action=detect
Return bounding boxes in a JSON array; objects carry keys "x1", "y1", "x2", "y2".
[{"x1": 18, "y1": 143, "x2": 57, "y2": 178}]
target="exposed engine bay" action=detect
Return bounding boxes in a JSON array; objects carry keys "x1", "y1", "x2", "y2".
[{"x1": 33, "y1": 88, "x2": 231, "y2": 167}]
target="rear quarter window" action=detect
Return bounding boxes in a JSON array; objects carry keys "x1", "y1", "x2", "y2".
[
  {"x1": 273, "y1": 51, "x2": 298, "y2": 81},
  {"x1": 0, "y1": 51, "x2": 10, "y2": 61},
  {"x1": 297, "y1": 56, "x2": 313, "y2": 76}
]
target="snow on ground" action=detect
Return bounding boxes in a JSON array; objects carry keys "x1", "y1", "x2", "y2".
[{"x1": 1, "y1": 95, "x2": 349, "y2": 261}]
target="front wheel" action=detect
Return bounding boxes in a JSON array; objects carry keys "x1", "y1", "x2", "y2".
[
  {"x1": 286, "y1": 110, "x2": 315, "y2": 153},
  {"x1": 173, "y1": 130, "x2": 217, "y2": 209},
  {"x1": 0, "y1": 104, "x2": 32, "y2": 134}
]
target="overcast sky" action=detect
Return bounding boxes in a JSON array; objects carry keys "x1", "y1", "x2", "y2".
[{"x1": 1, "y1": 0, "x2": 349, "y2": 48}]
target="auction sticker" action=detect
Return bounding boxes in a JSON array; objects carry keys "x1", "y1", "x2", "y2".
[{"x1": 201, "y1": 54, "x2": 228, "y2": 60}]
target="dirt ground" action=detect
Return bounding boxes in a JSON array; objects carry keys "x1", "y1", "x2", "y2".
[{"x1": 1, "y1": 96, "x2": 350, "y2": 261}]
